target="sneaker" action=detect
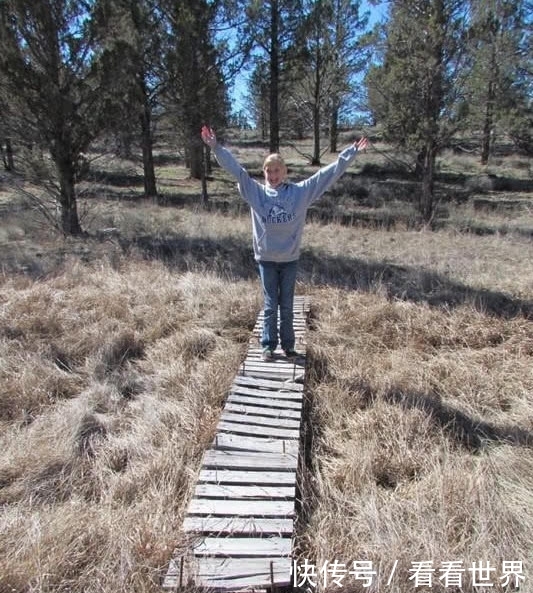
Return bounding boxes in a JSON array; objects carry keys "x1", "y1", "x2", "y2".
[
  {"x1": 284, "y1": 349, "x2": 299, "y2": 360},
  {"x1": 262, "y1": 347, "x2": 274, "y2": 361}
]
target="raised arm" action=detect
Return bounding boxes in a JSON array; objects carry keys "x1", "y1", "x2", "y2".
[
  {"x1": 298, "y1": 135, "x2": 369, "y2": 205},
  {"x1": 200, "y1": 126, "x2": 263, "y2": 207}
]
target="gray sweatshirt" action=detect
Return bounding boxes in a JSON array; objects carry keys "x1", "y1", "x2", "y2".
[{"x1": 213, "y1": 143, "x2": 359, "y2": 262}]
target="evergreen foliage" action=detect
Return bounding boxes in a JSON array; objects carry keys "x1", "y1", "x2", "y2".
[
  {"x1": 0, "y1": 0, "x2": 530, "y2": 233},
  {"x1": 0, "y1": 0, "x2": 115, "y2": 234}
]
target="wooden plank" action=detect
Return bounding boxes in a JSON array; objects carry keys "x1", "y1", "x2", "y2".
[
  {"x1": 233, "y1": 375, "x2": 303, "y2": 392},
  {"x1": 202, "y1": 450, "x2": 298, "y2": 470},
  {"x1": 188, "y1": 499, "x2": 295, "y2": 517},
  {"x1": 241, "y1": 361, "x2": 297, "y2": 370},
  {"x1": 239, "y1": 368, "x2": 297, "y2": 379},
  {"x1": 254, "y1": 320, "x2": 307, "y2": 327},
  {"x1": 198, "y1": 469, "x2": 296, "y2": 485},
  {"x1": 230, "y1": 385, "x2": 303, "y2": 401},
  {"x1": 164, "y1": 557, "x2": 292, "y2": 590},
  {"x1": 220, "y1": 412, "x2": 300, "y2": 429},
  {"x1": 182, "y1": 516, "x2": 294, "y2": 535},
  {"x1": 243, "y1": 369, "x2": 305, "y2": 383},
  {"x1": 246, "y1": 354, "x2": 306, "y2": 362},
  {"x1": 217, "y1": 421, "x2": 300, "y2": 440},
  {"x1": 243, "y1": 359, "x2": 305, "y2": 369},
  {"x1": 193, "y1": 536, "x2": 292, "y2": 557},
  {"x1": 224, "y1": 402, "x2": 301, "y2": 419},
  {"x1": 193, "y1": 484, "x2": 294, "y2": 499},
  {"x1": 212, "y1": 433, "x2": 299, "y2": 454},
  {"x1": 247, "y1": 344, "x2": 307, "y2": 352},
  {"x1": 240, "y1": 367, "x2": 301, "y2": 378},
  {"x1": 227, "y1": 393, "x2": 302, "y2": 410},
  {"x1": 243, "y1": 356, "x2": 302, "y2": 366}
]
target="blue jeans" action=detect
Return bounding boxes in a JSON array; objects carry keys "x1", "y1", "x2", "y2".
[{"x1": 258, "y1": 260, "x2": 298, "y2": 351}]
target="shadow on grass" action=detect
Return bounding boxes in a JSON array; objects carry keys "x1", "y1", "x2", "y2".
[
  {"x1": 85, "y1": 170, "x2": 145, "y2": 188},
  {"x1": 298, "y1": 247, "x2": 533, "y2": 319},
  {"x1": 116, "y1": 232, "x2": 533, "y2": 320},
  {"x1": 384, "y1": 388, "x2": 533, "y2": 452},
  {"x1": 120, "y1": 234, "x2": 258, "y2": 280}
]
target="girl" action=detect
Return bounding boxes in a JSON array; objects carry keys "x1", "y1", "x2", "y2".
[{"x1": 201, "y1": 126, "x2": 368, "y2": 361}]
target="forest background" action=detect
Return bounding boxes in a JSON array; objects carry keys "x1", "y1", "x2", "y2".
[
  {"x1": 0, "y1": 1, "x2": 533, "y2": 592},
  {"x1": 0, "y1": 0, "x2": 531, "y2": 232}
]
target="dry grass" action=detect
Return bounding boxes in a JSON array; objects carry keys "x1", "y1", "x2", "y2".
[
  {"x1": 300, "y1": 288, "x2": 533, "y2": 591},
  {"x1": 0, "y1": 132, "x2": 532, "y2": 592},
  {"x1": 0, "y1": 256, "x2": 259, "y2": 592}
]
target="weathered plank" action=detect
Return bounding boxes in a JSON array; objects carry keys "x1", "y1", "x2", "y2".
[
  {"x1": 227, "y1": 393, "x2": 302, "y2": 410},
  {"x1": 230, "y1": 385, "x2": 303, "y2": 401},
  {"x1": 243, "y1": 356, "x2": 303, "y2": 367},
  {"x1": 220, "y1": 411, "x2": 300, "y2": 429},
  {"x1": 202, "y1": 450, "x2": 298, "y2": 470},
  {"x1": 193, "y1": 484, "x2": 294, "y2": 499},
  {"x1": 217, "y1": 421, "x2": 300, "y2": 439},
  {"x1": 182, "y1": 516, "x2": 294, "y2": 535},
  {"x1": 246, "y1": 350, "x2": 306, "y2": 359},
  {"x1": 233, "y1": 375, "x2": 304, "y2": 391},
  {"x1": 198, "y1": 469, "x2": 297, "y2": 485},
  {"x1": 212, "y1": 433, "x2": 299, "y2": 454},
  {"x1": 242, "y1": 368, "x2": 305, "y2": 383},
  {"x1": 164, "y1": 557, "x2": 292, "y2": 590},
  {"x1": 224, "y1": 402, "x2": 301, "y2": 419},
  {"x1": 241, "y1": 360, "x2": 298, "y2": 369},
  {"x1": 193, "y1": 536, "x2": 292, "y2": 557},
  {"x1": 188, "y1": 499, "x2": 295, "y2": 517}
]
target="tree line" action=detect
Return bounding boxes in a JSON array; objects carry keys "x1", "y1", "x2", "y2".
[{"x1": 0, "y1": 0, "x2": 531, "y2": 235}]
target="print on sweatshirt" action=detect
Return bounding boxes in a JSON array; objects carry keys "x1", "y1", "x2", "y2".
[{"x1": 265, "y1": 203, "x2": 296, "y2": 224}]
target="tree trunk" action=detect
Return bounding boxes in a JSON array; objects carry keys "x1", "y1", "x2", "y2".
[
  {"x1": 420, "y1": 141, "x2": 436, "y2": 223},
  {"x1": 201, "y1": 145, "x2": 209, "y2": 208},
  {"x1": 312, "y1": 103, "x2": 321, "y2": 166},
  {"x1": 189, "y1": 137, "x2": 204, "y2": 179},
  {"x1": 417, "y1": 0, "x2": 445, "y2": 224},
  {"x1": 57, "y1": 159, "x2": 82, "y2": 235},
  {"x1": 481, "y1": 80, "x2": 495, "y2": 166},
  {"x1": 269, "y1": 0, "x2": 280, "y2": 153},
  {"x1": 329, "y1": 101, "x2": 339, "y2": 153},
  {"x1": 4, "y1": 138, "x2": 14, "y2": 171},
  {"x1": 140, "y1": 98, "x2": 157, "y2": 199},
  {"x1": 311, "y1": 60, "x2": 321, "y2": 166}
]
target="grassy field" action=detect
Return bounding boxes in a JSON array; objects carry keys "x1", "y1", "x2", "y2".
[{"x1": 0, "y1": 131, "x2": 532, "y2": 592}]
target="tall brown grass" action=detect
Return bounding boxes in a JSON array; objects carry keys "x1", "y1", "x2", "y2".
[
  {"x1": 1, "y1": 134, "x2": 532, "y2": 592},
  {"x1": 0, "y1": 255, "x2": 260, "y2": 592},
  {"x1": 300, "y1": 288, "x2": 533, "y2": 592}
]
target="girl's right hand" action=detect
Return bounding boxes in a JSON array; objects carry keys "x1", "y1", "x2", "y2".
[{"x1": 201, "y1": 126, "x2": 217, "y2": 148}]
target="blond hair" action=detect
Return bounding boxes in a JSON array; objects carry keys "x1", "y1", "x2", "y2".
[{"x1": 263, "y1": 153, "x2": 286, "y2": 170}]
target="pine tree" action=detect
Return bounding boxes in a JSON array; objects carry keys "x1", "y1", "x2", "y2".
[
  {"x1": 94, "y1": 0, "x2": 168, "y2": 199},
  {"x1": 465, "y1": 0, "x2": 530, "y2": 163},
  {"x1": 246, "y1": 0, "x2": 302, "y2": 152},
  {"x1": 366, "y1": 0, "x2": 468, "y2": 222},
  {"x1": 0, "y1": 0, "x2": 122, "y2": 235},
  {"x1": 164, "y1": 0, "x2": 228, "y2": 182},
  {"x1": 288, "y1": 0, "x2": 369, "y2": 163}
]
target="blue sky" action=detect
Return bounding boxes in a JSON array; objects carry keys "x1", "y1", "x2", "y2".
[{"x1": 229, "y1": 0, "x2": 388, "y2": 116}]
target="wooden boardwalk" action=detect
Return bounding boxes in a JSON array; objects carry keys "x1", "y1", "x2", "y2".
[{"x1": 163, "y1": 296, "x2": 310, "y2": 592}]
